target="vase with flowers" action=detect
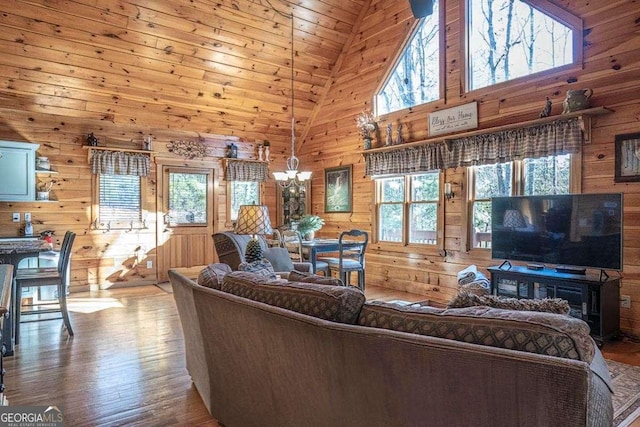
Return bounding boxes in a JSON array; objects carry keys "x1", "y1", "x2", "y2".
[{"x1": 356, "y1": 110, "x2": 378, "y2": 150}]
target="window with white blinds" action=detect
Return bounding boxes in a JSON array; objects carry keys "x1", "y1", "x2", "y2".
[{"x1": 98, "y1": 174, "x2": 142, "y2": 224}]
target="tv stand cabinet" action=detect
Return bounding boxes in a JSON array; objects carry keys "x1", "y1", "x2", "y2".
[{"x1": 488, "y1": 266, "x2": 620, "y2": 346}]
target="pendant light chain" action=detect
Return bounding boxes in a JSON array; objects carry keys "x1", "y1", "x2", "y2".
[
  {"x1": 290, "y1": 11, "x2": 295, "y2": 156},
  {"x1": 266, "y1": 0, "x2": 311, "y2": 187}
]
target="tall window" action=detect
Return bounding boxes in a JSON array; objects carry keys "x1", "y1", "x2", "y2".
[
  {"x1": 469, "y1": 154, "x2": 572, "y2": 248},
  {"x1": 97, "y1": 174, "x2": 142, "y2": 228},
  {"x1": 466, "y1": 0, "x2": 578, "y2": 91},
  {"x1": 376, "y1": 172, "x2": 440, "y2": 245},
  {"x1": 376, "y1": 0, "x2": 440, "y2": 115},
  {"x1": 229, "y1": 181, "x2": 261, "y2": 221}
]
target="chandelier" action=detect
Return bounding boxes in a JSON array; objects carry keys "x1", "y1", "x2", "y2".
[{"x1": 272, "y1": 9, "x2": 312, "y2": 188}]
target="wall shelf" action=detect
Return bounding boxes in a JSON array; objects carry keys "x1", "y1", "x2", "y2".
[
  {"x1": 82, "y1": 145, "x2": 155, "y2": 163},
  {"x1": 36, "y1": 169, "x2": 58, "y2": 174},
  {"x1": 364, "y1": 107, "x2": 613, "y2": 154}
]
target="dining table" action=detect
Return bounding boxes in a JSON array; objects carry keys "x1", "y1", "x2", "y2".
[
  {"x1": 301, "y1": 238, "x2": 365, "y2": 273},
  {"x1": 0, "y1": 236, "x2": 51, "y2": 356}
]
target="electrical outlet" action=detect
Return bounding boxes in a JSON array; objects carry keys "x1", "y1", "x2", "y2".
[
  {"x1": 146, "y1": 260, "x2": 153, "y2": 269},
  {"x1": 621, "y1": 295, "x2": 631, "y2": 309},
  {"x1": 24, "y1": 212, "x2": 31, "y2": 222},
  {"x1": 12, "y1": 212, "x2": 20, "y2": 222}
]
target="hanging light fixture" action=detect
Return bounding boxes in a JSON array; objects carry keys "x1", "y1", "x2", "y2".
[{"x1": 272, "y1": 9, "x2": 312, "y2": 188}]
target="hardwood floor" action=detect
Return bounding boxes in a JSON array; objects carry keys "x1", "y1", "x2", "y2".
[
  {"x1": 5, "y1": 285, "x2": 219, "y2": 426},
  {"x1": 4, "y1": 284, "x2": 640, "y2": 426}
]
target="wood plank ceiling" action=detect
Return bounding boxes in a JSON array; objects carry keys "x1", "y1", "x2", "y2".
[{"x1": 0, "y1": 0, "x2": 369, "y2": 149}]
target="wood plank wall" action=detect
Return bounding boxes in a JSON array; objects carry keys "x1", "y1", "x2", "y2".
[
  {"x1": 1, "y1": 0, "x2": 639, "y2": 337},
  {"x1": 0, "y1": 114, "x2": 276, "y2": 290},
  {"x1": 300, "y1": 0, "x2": 640, "y2": 336}
]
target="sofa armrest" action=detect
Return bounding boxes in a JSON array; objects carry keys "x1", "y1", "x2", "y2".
[{"x1": 292, "y1": 262, "x2": 312, "y2": 273}]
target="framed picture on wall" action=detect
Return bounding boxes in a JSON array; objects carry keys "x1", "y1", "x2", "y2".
[
  {"x1": 324, "y1": 165, "x2": 352, "y2": 213},
  {"x1": 615, "y1": 132, "x2": 640, "y2": 182}
]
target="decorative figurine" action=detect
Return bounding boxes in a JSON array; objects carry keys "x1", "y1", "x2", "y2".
[
  {"x1": 86, "y1": 132, "x2": 99, "y2": 147},
  {"x1": 386, "y1": 123, "x2": 393, "y2": 146},
  {"x1": 257, "y1": 144, "x2": 264, "y2": 161},
  {"x1": 396, "y1": 123, "x2": 404, "y2": 145},
  {"x1": 142, "y1": 135, "x2": 152, "y2": 150},
  {"x1": 226, "y1": 143, "x2": 238, "y2": 158},
  {"x1": 539, "y1": 97, "x2": 552, "y2": 118},
  {"x1": 263, "y1": 141, "x2": 270, "y2": 162}
]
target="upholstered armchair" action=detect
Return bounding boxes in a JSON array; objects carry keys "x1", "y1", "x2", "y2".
[{"x1": 213, "y1": 231, "x2": 311, "y2": 278}]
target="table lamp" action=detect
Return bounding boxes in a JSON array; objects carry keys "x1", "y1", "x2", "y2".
[{"x1": 235, "y1": 204, "x2": 273, "y2": 263}]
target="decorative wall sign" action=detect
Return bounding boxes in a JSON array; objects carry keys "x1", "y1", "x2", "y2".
[
  {"x1": 324, "y1": 165, "x2": 352, "y2": 213},
  {"x1": 428, "y1": 101, "x2": 478, "y2": 136},
  {"x1": 615, "y1": 132, "x2": 640, "y2": 182},
  {"x1": 167, "y1": 140, "x2": 207, "y2": 159}
]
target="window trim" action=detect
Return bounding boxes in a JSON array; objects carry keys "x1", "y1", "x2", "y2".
[
  {"x1": 91, "y1": 173, "x2": 147, "y2": 231},
  {"x1": 464, "y1": 152, "x2": 581, "y2": 251},
  {"x1": 461, "y1": 0, "x2": 584, "y2": 94},
  {"x1": 373, "y1": 0, "x2": 446, "y2": 116},
  {"x1": 374, "y1": 172, "x2": 444, "y2": 251}
]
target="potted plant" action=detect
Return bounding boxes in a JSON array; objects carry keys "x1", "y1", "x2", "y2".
[{"x1": 295, "y1": 214, "x2": 324, "y2": 240}]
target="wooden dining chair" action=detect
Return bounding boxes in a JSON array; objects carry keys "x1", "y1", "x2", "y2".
[
  {"x1": 282, "y1": 230, "x2": 329, "y2": 275},
  {"x1": 318, "y1": 230, "x2": 368, "y2": 290},
  {"x1": 14, "y1": 230, "x2": 76, "y2": 343}
]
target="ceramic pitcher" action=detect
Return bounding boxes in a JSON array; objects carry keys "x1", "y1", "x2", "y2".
[{"x1": 562, "y1": 88, "x2": 593, "y2": 114}]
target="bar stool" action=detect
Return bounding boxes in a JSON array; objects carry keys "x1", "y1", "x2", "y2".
[{"x1": 14, "y1": 231, "x2": 75, "y2": 343}]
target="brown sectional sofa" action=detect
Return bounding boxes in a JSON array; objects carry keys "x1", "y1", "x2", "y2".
[{"x1": 169, "y1": 268, "x2": 613, "y2": 427}]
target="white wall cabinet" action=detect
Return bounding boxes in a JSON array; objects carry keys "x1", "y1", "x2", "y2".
[{"x1": 0, "y1": 140, "x2": 39, "y2": 201}]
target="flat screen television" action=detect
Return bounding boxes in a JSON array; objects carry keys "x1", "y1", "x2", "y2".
[{"x1": 491, "y1": 193, "x2": 623, "y2": 271}]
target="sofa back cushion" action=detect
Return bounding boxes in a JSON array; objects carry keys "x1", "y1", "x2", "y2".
[
  {"x1": 222, "y1": 271, "x2": 365, "y2": 324},
  {"x1": 358, "y1": 301, "x2": 594, "y2": 362},
  {"x1": 287, "y1": 270, "x2": 344, "y2": 286}
]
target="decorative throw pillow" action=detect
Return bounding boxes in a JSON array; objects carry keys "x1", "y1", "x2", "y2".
[
  {"x1": 238, "y1": 259, "x2": 277, "y2": 280},
  {"x1": 197, "y1": 263, "x2": 232, "y2": 290},
  {"x1": 288, "y1": 270, "x2": 344, "y2": 286},
  {"x1": 447, "y1": 290, "x2": 571, "y2": 314},
  {"x1": 457, "y1": 264, "x2": 481, "y2": 285},
  {"x1": 457, "y1": 265, "x2": 490, "y2": 292},
  {"x1": 459, "y1": 281, "x2": 490, "y2": 296}
]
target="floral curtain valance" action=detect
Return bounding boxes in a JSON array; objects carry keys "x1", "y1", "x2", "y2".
[
  {"x1": 365, "y1": 118, "x2": 583, "y2": 176},
  {"x1": 90, "y1": 150, "x2": 151, "y2": 176},
  {"x1": 225, "y1": 160, "x2": 268, "y2": 182}
]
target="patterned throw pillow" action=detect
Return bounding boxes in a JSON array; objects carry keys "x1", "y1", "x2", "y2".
[
  {"x1": 287, "y1": 270, "x2": 344, "y2": 286},
  {"x1": 447, "y1": 290, "x2": 571, "y2": 314},
  {"x1": 238, "y1": 259, "x2": 277, "y2": 280},
  {"x1": 197, "y1": 263, "x2": 232, "y2": 290}
]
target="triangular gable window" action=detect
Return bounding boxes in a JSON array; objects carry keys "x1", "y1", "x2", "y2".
[
  {"x1": 376, "y1": 0, "x2": 441, "y2": 115},
  {"x1": 466, "y1": 0, "x2": 582, "y2": 91}
]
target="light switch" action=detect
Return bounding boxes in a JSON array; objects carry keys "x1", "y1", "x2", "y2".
[
  {"x1": 12, "y1": 212, "x2": 20, "y2": 222},
  {"x1": 25, "y1": 212, "x2": 31, "y2": 222}
]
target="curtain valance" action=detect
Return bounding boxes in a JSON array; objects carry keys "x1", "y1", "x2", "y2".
[
  {"x1": 90, "y1": 150, "x2": 151, "y2": 176},
  {"x1": 365, "y1": 118, "x2": 583, "y2": 176},
  {"x1": 225, "y1": 160, "x2": 268, "y2": 182}
]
